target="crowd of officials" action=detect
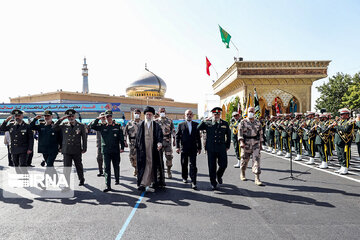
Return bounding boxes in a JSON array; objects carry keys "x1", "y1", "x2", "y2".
[{"x1": 2, "y1": 106, "x2": 359, "y2": 193}]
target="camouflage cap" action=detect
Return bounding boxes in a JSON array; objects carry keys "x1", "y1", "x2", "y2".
[{"x1": 43, "y1": 110, "x2": 53, "y2": 116}]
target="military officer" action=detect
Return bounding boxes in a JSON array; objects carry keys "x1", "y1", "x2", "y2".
[
  {"x1": 94, "y1": 113, "x2": 106, "y2": 177},
  {"x1": 155, "y1": 107, "x2": 176, "y2": 179},
  {"x1": 53, "y1": 109, "x2": 87, "y2": 187},
  {"x1": 91, "y1": 110, "x2": 125, "y2": 192},
  {"x1": 356, "y1": 114, "x2": 360, "y2": 158},
  {"x1": 279, "y1": 114, "x2": 292, "y2": 158},
  {"x1": 304, "y1": 112, "x2": 317, "y2": 164},
  {"x1": 315, "y1": 114, "x2": 333, "y2": 169},
  {"x1": 124, "y1": 109, "x2": 142, "y2": 176},
  {"x1": 230, "y1": 112, "x2": 241, "y2": 168},
  {"x1": 198, "y1": 107, "x2": 231, "y2": 190},
  {"x1": 238, "y1": 107, "x2": 264, "y2": 186},
  {"x1": 266, "y1": 116, "x2": 276, "y2": 153},
  {"x1": 30, "y1": 110, "x2": 61, "y2": 167},
  {"x1": 0, "y1": 110, "x2": 34, "y2": 168},
  {"x1": 332, "y1": 108, "x2": 355, "y2": 175},
  {"x1": 292, "y1": 112, "x2": 304, "y2": 160}
]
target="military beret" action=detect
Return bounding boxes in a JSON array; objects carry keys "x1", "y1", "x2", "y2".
[
  {"x1": 339, "y1": 108, "x2": 350, "y2": 115},
  {"x1": 105, "y1": 110, "x2": 113, "y2": 116},
  {"x1": 43, "y1": 110, "x2": 53, "y2": 116},
  {"x1": 65, "y1": 109, "x2": 76, "y2": 116},
  {"x1": 232, "y1": 112, "x2": 240, "y2": 117},
  {"x1": 144, "y1": 106, "x2": 155, "y2": 115},
  {"x1": 211, "y1": 107, "x2": 222, "y2": 113},
  {"x1": 11, "y1": 109, "x2": 23, "y2": 115}
]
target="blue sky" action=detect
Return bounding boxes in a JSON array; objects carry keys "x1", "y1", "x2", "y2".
[{"x1": 0, "y1": 0, "x2": 359, "y2": 110}]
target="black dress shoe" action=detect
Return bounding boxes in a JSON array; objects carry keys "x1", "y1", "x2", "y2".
[
  {"x1": 115, "y1": 181, "x2": 120, "y2": 185},
  {"x1": 103, "y1": 187, "x2": 112, "y2": 192},
  {"x1": 137, "y1": 186, "x2": 146, "y2": 191},
  {"x1": 40, "y1": 161, "x2": 46, "y2": 167},
  {"x1": 211, "y1": 185, "x2": 217, "y2": 191},
  {"x1": 28, "y1": 165, "x2": 35, "y2": 167},
  {"x1": 192, "y1": 183, "x2": 198, "y2": 190},
  {"x1": 217, "y1": 178, "x2": 223, "y2": 184},
  {"x1": 97, "y1": 173, "x2": 104, "y2": 177},
  {"x1": 79, "y1": 179, "x2": 85, "y2": 186}
]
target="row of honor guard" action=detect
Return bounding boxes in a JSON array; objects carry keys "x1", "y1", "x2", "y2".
[{"x1": 229, "y1": 108, "x2": 360, "y2": 176}]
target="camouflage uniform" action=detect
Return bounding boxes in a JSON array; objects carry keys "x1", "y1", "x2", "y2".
[
  {"x1": 238, "y1": 118, "x2": 263, "y2": 177},
  {"x1": 155, "y1": 117, "x2": 175, "y2": 177},
  {"x1": 124, "y1": 119, "x2": 142, "y2": 175}
]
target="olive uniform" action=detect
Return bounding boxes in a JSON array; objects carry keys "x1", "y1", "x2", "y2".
[{"x1": 91, "y1": 117, "x2": 125, "y2": 189}]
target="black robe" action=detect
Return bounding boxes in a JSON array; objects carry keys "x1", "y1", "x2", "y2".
[{"x1": 135, "y1": 121, "x2": 164, "y2": 187}]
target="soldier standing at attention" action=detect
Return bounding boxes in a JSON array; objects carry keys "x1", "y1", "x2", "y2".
[
  {"x1": 315, "y1": 113, "x2": 333, "y2": 169},
  {"x1": 124, "y1": 109, "x2": 142, "y2": 176},
  {"x1": 0, "y1": 110, "x2": 34, "y2": 168},
  {"x1": 355, "y1": 114, "x2": 360, "y2": 158},
  {"x1": 53, "y1": 109, "x2": 87, "y2": 187},
  {"x1": 93, "y1": 113, "x2": 106, "y2": 177},
  {"x1": 292, "y1": 113, "x2": 304, "y2": 160},
  {"x1": 155, "y1": 107, "x2": 176, "y2": 179},
  {"x1": 230, "y1": 112, "x2": 241, "y2": 168},
  {"x1": 91, "y1": 110, "x2": 125, "y2": 192},
  {"x1": 332, "y1": 108, "x2": 355, "y2": 175},
  {"x1": 198, "y1": 107, "x2": 231, "y2": 190},
  {"x1": 238, "y1": 107, "x2": 264, "y2": 186}
]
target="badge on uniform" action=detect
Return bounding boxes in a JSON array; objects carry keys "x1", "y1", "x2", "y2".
[
  {"x1": 76, "y1": 129, "x2": 81, "y2": 135},
  {"x1": 52, "y1": 132, "x2": 55, "y2": 135},
  {"x1": 114, "y1": 133, "x2": 117, "y2": 137},
  {"x1": 221, "y1": 126, "x2": 227, "y2": 128}
]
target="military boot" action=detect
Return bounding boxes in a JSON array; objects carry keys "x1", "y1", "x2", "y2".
[
  {"x1": 167, "y1": 168, "x2": 172, "y2": 179},
  {"x1": 240, "y1": 170, "x2": 247, "y2": 181},
  {"x1": 255, "y1": 174, "x2": 264, "y2": 186}
]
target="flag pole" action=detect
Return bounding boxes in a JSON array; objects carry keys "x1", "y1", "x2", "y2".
[
  {"x1": 211, "y1": 65, "x2": 219, "y2": 79},
  {"x1": 231, "y1": 40, "x2": 240, "y2": 58}
]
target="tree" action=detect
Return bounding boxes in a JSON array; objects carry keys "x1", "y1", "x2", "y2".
[
  {"x1": 225, "y1": 96, "x2": 240, "y2": 123},
  {"x1": 341, "y1": 72, "x2": 360, "y2": 112},
  {"x1": 315, "y1": 72, "x2": 353, "y2": 115}
]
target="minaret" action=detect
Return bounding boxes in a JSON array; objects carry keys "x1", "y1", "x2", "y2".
[{"x1": 82, "y1": 57, "x2": 89, "y2": 93}]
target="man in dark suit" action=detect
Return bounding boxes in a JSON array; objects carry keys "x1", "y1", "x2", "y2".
[
  {"x1": 198, "y1": 107, "x2": 231, "y2": 190},
  {"x1": 176, "y1": 109, "x2": 202, "y2": 190}
]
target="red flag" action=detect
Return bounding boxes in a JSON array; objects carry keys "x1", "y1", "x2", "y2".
[
  {"x1": 206, "y1": 57, "x2": 212, "y2": 76},
  {"x1": 275, "y1": 97, "x2": 280, "y2": 114}
]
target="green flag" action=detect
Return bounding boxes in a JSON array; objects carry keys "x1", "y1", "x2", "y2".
[
  {"x1": 254, "y1": 88, "x2": 261, "y2": 118},
  {"x1": 219, "y1": 25, "x2": 231, "y2": 48}
]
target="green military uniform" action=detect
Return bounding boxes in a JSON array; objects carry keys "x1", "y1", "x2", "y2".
[
  {"x1": 53, "y1": 109, "x2": 87, "y2": 186},
  {"x1": 274, "y1": 118, "x2": 282, "y2": 153},
  {"x1": 292, "y1": 115, "x2": 304, "y2": 159},
  {"x1": 355, "y1": 120, "x2": 360, "y2": 157},
  {"x1": 315, "y1": 116, "x2": 332, "y2": 168},
  {"x1": 30, "y1": 110, "x2": 61, "y2": 167},
  {"x1": 0, "y1": 110, "x2": 34, "y2": 167},
  {"x1": 304, "y1": 117, "x2": 316, "y2": 159},
  {"x1": 279, "y1": 118, "x2": 291, "y2": 156},
  {"x1": 197, "y1": 107, "x2": 231, "y2": 189},
  {"x1": 229, "y1": 114, "x2": 241, "y2": 161},
  {"x1": 333, "y1": 118, "x2": 354, "y2": 169},
  {"x1": 267, "y1": 117, "x2": 276, "y2": 152},
  {"x1": 91, "y1": 110, "x2": 125, "y2": 190}
]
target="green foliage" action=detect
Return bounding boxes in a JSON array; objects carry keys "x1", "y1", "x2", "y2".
[
  {"x1": 225, "y1": 96, "x2": 240, "y2": 123},
  {"x1": 315, "y1": 72, "x2": 354, "y2": 115},
  {"x1": 341, "y1": 73, "x2": 360, "y2": 112}
]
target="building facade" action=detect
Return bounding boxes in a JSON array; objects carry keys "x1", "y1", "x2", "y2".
[{"x1": 212, "y1": 60, "x2": 331, "y2": 118}]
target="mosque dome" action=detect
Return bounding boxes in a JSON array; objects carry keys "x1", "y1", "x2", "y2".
[{"x1": 126, "y1": 68, "x2": 167, "y2": 98}]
